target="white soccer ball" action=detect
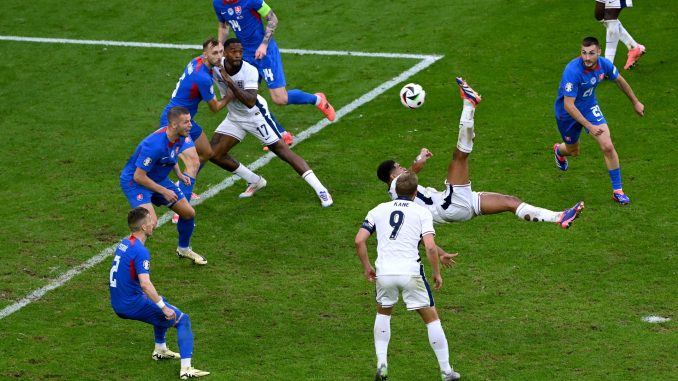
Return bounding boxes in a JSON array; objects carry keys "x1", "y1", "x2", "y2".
[{"x1": 399, "y1": 83, "x2": 426, "y2": 109}]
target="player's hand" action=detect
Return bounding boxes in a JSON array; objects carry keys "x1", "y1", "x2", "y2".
[
  {"x1": 588, "y1": 125, "x2": 604, "y2": 136},
  {"x1": 161, "y1": 306, "x2": 176, "y2": 321},
  {"x1": 439, "y1": 252, "x2": 458, "y2": 268},
  {"x1": 432, "y1": 273, "x2": 443, "y2": 290},
  {"x1": 634, "y1": 101, "x2": 645, "y2": 117},
  {"x1": 255, "y1": 43, "x2": 268, "y2": 60},
  {"x1": 162, "y1": 188, "x2": 178, "y2": 203},
  {"x1": 417, "y1": 148, "x2": 433, "y2": 161},
  {"x1": 363, "y1": 267, "x2": 376, "y2": 283},
  {"x1": 177, "y1": 173, "x2": 191, "y2": 187}
]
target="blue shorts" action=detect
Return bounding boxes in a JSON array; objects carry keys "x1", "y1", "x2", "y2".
[
  {"x1": 116, "y1": 297, "x2": 184, "y2": 328},
  {"x1": 555, "y1": 104, "x2": 607, "y2": 144},
  {"x1": 159, "y1": 112, "x2": 204, "y2": 144},
  {"x1": 120, "y1": 178, "x2": 186, "y2": 208},
  {"x1": 246, "y1": 42, "x2": 287, "y2": 89}
]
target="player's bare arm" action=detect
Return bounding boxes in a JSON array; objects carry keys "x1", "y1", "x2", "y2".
[
  {"x1": 218, "y1": 22, "x2": 231, "y2": 45},
  {"x1": 139, "y1": 274, "x2": 176, "y2": 320},
  {"x1": 206, "y1": 94, "x2": 229, "y2": 113},
  {"x1": 410, "y1": 148, "x2": 432, "y2": 174},
  {"x1": 564, "y1": 96, "x2": 603, "y2": 136},
  {"x1": 255, "y1": 4, "x2": 278, "y2": 59},
  {"x1": 614, "y1": 75, "x2": 645, "y2": 116},
  {"x1": 436, "y1": 245, "x2": 458, "y2": 268},
  {"x1": 219, "y1": 69, "x2": 258, "y2": 107},
  {"x1": 422, "y1": 233, "x2": 442, "y2": 290},
  {"x1": 133, "y1": 168, "x2": 178, "y2": 203},
  {"x1": 173, "y1": 164, "x2": 191, "y2": 186},
  {"x1": 355, "y1": 228, "x2": 376, "y2": 282}
]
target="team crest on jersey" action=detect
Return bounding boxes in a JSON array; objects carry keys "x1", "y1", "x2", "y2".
[
  {"x1": 170, "y1": 150, "x2": 175, "y2": 159},
  {"x1": 237, "y1": 80, "x2": 244, "y2": 89},
  {"x1": 143, "y1": 157, "x2": 152, "y2": 166},
  {"x1": 227, "y1": 8, "x2": 234, "y2": 15},
  {"x1": 235, "y1": 6, "x2": 241, "y2": 14},
  {"x1": 590, "y1": 77, "x2": 596, "y2": 85},
  {"x1": 143, "y1": 260, "x2": 150, "y2": 270},
  {"x1": 565, "y1": 82, "x2": 573, "y2": 92},
  {"x1": 136, "y1": 194, "x2": 144, "y2": 201}
]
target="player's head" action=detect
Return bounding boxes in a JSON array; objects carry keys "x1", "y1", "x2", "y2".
[
  {"x1": 377, "y1": 160, "x2": 406, "y2": 184},
  {"x1": 223, "y1": 38, "x2": 243, "y2": 68},
  {"x1": 167, "y1": 106, "x2": 192, "y2": 137},
  {"x1": 580, "y1": 37, "x2": 601, "y2": 68},
  {"x1": 202, "y1": 37, "x2": 223, "y2": 67},
  {"x1": 395, "y1": 171, "x2": 418, "y2": 199},
  {"x1": 128, "y1": 207, "x2": 153, "y2": 236}
]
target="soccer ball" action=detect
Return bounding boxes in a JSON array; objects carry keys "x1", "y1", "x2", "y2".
[{"x1": 399, "y1": 83, "x2": 426, "y2": 109}]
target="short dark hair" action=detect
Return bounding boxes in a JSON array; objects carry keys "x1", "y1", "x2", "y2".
[
  {"x1": 582, "y1": 36, "x2": 600, "y2": 48},
  {"x1": 128, "y1": 207, "x2": 150, "y2": 232},
  {"x1": 203, "y1": 37, "x2": 220, "y2": 51},
  {"x1": 395, "y1": 171, "x2": 418, "y2": 198},
  {"x1": 223, "y1": 37, "x2": 242, "y2": 49},
  {"x1": 377, "y1": 160, "x2": 396, "y2": 184},
  {"x1": 167, "y1": 106, "x2": 190, "y2": 124}
]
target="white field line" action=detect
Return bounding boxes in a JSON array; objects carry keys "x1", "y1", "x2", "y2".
[{"x1": 0, "y1": 36, "x2": 442, "y2": 320}]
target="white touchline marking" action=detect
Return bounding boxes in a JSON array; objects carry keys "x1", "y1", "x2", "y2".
[
  {"x1": 642, "y1": 316, "x2": 671, "y2": 324},
  {"x1": 0, "y1": 36, "x2": 442, "y2": 320}
]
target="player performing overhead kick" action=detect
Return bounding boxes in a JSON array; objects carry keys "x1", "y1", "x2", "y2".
[{"x1": 378, "y1": 77, "x2": 584, "y2": 229}]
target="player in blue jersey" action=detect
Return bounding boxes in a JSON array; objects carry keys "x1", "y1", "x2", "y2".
[
  {"x1": 213, "y1": 0, "x2": 337, "y2": 145},
  {"x1": 594, "y1": 0, "x2": 645, "y2": 70},
  {"x1": 110, "y1": 207, "x2": 210, "y2": 379},
  {"x1": 121, "y1": 107, "x2": 207, "y2": 265},
  {"x1": 160, "y1": 37, "x2": 230, "y2": 216},
  {"x1": 552, "y1": 37, "x2": 644, "y2": 204}
]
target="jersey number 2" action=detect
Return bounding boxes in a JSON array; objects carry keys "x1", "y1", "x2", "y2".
[
  {"x1": 109, "y1": 255, "x2": 121, "y2": 288},
  {"x1": 389, "y1": 211, "x2": 404, "y2": 240}
]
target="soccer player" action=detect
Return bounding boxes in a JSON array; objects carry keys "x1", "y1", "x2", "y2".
[
  {"x1": 378, "y1": 78, "x2": 584, "y2": 228},
  {"x1": 160, "y1": 37, "x2": 229, "y2": 214},
  {"x1": 109, "y1": 207, "x2": 209, "y2": 379},
  {"x1": 355, "y1": 171, "x2": 461, "y2": 381},
  {"x1": 594, "y1": 0, "x2": 646, "y2": 69},
  {"x1": 120, "y1": 106, "x2": 207, "y2": 265},
  {"x1": 209, "y1": 38, "x2": 333, "y2": 207},
  {"x1": 212, "y1": 0, "x2": 336, "y2": 144},
  {"x1": 553, "y1": 37, "x2": 644, "y2": 204}
]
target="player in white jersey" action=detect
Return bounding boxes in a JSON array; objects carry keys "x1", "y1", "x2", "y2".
[
  {"x1": 595, "y1": 0, "x2": 645, "y2": 69},
  {"x1": 377, "y1": 77, "x2": 584, "y2": 229},
  {"x1": 208, "y1": 38, "x2": 332, "y2": 207},
  {"x1": 355, "y1": 171, "x2": 460, "y2": 381}
]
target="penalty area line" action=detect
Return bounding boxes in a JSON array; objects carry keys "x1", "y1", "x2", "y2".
[{"x1": 0, "y1": 40, "x2": 443, "y2": 320}]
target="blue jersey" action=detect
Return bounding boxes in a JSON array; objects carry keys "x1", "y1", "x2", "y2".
[
  {"x1": 120, "y1": 128, "x2": 192, "y2": 185},
  {"x1": 213, "y1": 0, "x2": 279, "y2": 61},
  {"x1": 109, "y1": 235, "x2": 151, "y2": 313},
  {"x1": 554, "y1": 56, "x2": 618, "y2": 120},
  {"x1": 161, "y1": 56, "x2": 216, "y2": 119}
]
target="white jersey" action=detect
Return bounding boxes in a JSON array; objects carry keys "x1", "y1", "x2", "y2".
[
  {"x1": 213, "y1": 61, "x2": 259, "y2": 121},
  {"x1": 388, "y1": 177, "x2": 448, "y2": 224},
  {"x1": 361, "y1": 198, "x2": 435, "y2": 276}
]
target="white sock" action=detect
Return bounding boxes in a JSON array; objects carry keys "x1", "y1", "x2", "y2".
[
  {"x1": 604, "y1": 19, "x2": 621, "y2": 62},
  {"x1": 457, "y1": 100, "x2": 475, "y2": 153},
  {"x1": 155, "y1": 342, "x2": 168, "y2": 351},
  {"x1": 426, "y1": 320, "x2": 452, "y2": 373},
  {"x1": 515, "y1": 202, "x2": 560, "y2": 223},
  {"x1": 618, "y1": 21, "x2": 638, "y2": 50},
  {"x1": 233, "y1": 164, "x2": 261, "y2": 184},
  {"x1": 301, "y1": 170, "x2": 326, "y2": 194},
  {"x1": 374, "y1": 314, "x2": 391, "y2": 368},
  {"x1": 180, "y1": 358, "x2": 191, "y2": 368}
]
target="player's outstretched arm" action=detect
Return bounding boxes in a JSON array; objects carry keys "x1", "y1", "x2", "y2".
[
  {"x1": 139, "y1": 274, "x2": 176, "y2": 320},
  {"x1": 614, "y1": 75, "x2": 645, "y2": 116},
  {"x1": 422, "y1": 233, "x2": 442, "y2": 290},
  {"x1": 355, "y1": 229, "x2": 376, "y2": 282},
  {"x1": 410, "y1": 148, "x2": 432, "y2": 174}
]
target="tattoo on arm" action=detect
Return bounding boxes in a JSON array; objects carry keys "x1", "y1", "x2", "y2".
[{"x1": 262, "y1": 10, "x2": 278, "y2": 45}]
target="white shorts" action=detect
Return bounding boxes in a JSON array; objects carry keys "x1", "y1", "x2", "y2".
[
  {"x1": 596, "y1": 0, "x2": 633, "y2": 9},
  {"x1": 214, "y1": 111, "x2": 281, "y2": 146},
  {"x1": 376, "y1": 272, "x2": 434, "y2": 310},
  {"x1": 435, "y1": 183, "x2": 481, "y2": 223}
]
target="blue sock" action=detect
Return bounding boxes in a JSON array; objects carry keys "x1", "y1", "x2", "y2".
[
  {"x1": 287, "y1": 89, "x2": 317, "y2": 105},
  {"x1": 154, "y1": 325, "x2": 168, "y2": 344},
  {"x1": 608, "y1": 167, "x2": 622, "y2": 190},
  {"x1": 175, "y1": 314, "x2": 194, "y2": 359},
  {"x1": 177, "y1": 216, "x2": 195, "y2": 248},
  {"x1": 269, "y1": 112, "x2": 286, "y2": 134},
  {"x1": 178, "y1": 174, "x2": 196, "y2": 201}
]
